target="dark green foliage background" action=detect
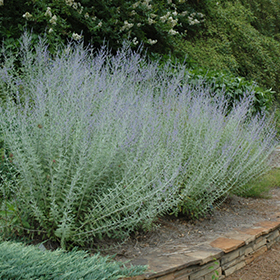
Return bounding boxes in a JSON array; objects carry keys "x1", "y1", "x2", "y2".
[{"x1": 175, "y1": 0, "x2": 280, "y2": 98}]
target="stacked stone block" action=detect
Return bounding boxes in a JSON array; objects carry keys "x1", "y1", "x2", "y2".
[{"x1": 125, "y1": 217, "x2": 280, "y2": 280}]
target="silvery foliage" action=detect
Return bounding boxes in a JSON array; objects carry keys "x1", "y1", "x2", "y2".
[{"x1": 0, "y1": 34, "x2": 277, "y2": 246}]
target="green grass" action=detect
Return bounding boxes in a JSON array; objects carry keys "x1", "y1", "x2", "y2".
[{"x1": 234, "y1": 168, "x2": 280, "y2": 198}]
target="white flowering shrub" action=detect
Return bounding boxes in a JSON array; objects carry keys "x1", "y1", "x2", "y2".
[
  {"x1": 0, "y1": 0, "x2": 205, "y2": 53},
  {"x1": 0, "y1": 35, "x2": 276, "y2": 247}
]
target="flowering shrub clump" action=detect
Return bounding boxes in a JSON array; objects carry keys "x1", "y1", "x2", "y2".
[
  {"x1": 0, "y1": 35, "x2": 276, "y2": 247},
  {"x1": 0, "y1": 0, "x2": 205, "y2": 53}
]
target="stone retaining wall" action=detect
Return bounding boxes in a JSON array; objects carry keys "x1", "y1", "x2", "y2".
[{"x1": 124, "y1": 218, "x2": 280, "y2": 280}]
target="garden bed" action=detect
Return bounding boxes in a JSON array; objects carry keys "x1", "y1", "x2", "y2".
[
  {"x1": 94, "y1": 185, "x2": 280, "y2": 265},
  {"x1": 90, "y1": 150, "x2": 280, "y2": 279}
]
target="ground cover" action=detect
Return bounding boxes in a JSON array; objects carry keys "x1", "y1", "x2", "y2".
[{"x1": 0, "y1": 240, "x2": 145, "y2": 279}]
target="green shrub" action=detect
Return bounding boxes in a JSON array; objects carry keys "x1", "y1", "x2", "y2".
[
  {"x1": 174, "y1": 0, "x2": 280, "y2": 94},
  {"x1": 0, "y1": 0, "x2": 205, "y2": 54},
  {"x1": 240, "y1": 0, "x2": 280, "y2": 105},
  {"x1": 184, "y1": 68, "x2": 274, "y2": 114},
  {"x1": 240, "y1": 0, "x2": 280, "y2": 40},
  {"x1": 0, "y1": 240, "x2": 146, "y2": 279}
]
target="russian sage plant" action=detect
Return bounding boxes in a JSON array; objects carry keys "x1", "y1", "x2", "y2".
[{"x1": 0, "y1": 35, "x2": 277, "y2": 247}]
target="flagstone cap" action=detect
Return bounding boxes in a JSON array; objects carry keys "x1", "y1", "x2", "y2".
[
  {"x1": 210, "y1": 237, "x2": 245, "y2": 253},
  {"x1": 254, "y1": 221, "x2": 280, "y2": 233},
  {"x1": 235, "y1": 223, "x2": 280, "y2": 238},
  {"x1": 125, "y1": 219, "x2": 280, "y2": 279}
]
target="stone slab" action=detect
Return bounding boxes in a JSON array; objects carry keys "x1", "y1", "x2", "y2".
[
  {"x1": 240, "y1": 244, "x2": 254, "y2": 256},
  {"x1": 222, "y1": 255, "x2": 245, "y2": 271},
  {"x1": 224, "y1": 261, "x2": 246, "y2": 276},
  {"x1": 156, "y1": 274, "x2": 175, "y2": 280},
  {"x1": 245, "y1": 245, "x2": 268, "y2": 265},
  {"x1": 189, "y1": 260, "x2": 220, "y2": 280},
  {"x1": 132, "y1": 252, "x2": 201, "y2": 279},
  {"x1": 267, "y1": 230, "x2": 280, "y2": 242},
  {"x1": 185, "y1": 245, "x2": 224, "y2": 265},
  {"x1": 210, "y1": 237, "x2": 245, "y2": 253},
  {"x1": 223, "y1": 230, "x2": 256, "y2": 244},
  {"x1": 174, "y1": 266, "x2": 197, "y2": 279},
  {"x1": 235, "y1": 227, "x2": 266, "y2": 238},
  {"x1": 220, "y1": 249, "x2": 240, "y2": 265},
  {"x1": 254, "y1": 221, "x2": 280, "y2": 233}
]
